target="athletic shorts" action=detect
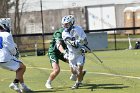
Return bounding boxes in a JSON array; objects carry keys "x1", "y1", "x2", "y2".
[
  {"x1": 69, "y1": 54, "x2": 85, "y2": 67},
  {"x1": 48, "y1": 52, "x2": 67, "y2": 64},
  {"x1": 0, "y1": 59, "x2": 22, "y2": 71}
]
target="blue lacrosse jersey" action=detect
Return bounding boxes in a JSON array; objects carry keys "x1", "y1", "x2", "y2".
[{"x1": 0, "y1": 32, "x2": 17, "y2": 62}]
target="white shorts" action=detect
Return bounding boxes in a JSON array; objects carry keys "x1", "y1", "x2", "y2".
[
  {"x1": 0, "y1": 59, "x2": 22, "y2": 71},
  {"x1": 69, "y1": 54, "x2": 85, "y2": 67}
]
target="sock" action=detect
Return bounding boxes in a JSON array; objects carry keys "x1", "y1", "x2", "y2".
[
  {"x1": 76, "y1": 80, "x2": 81, "y2": 84},
  {"x1": 13, "y1": 79, "x2": 19, "y2": 83},
  {"x1": 73, "y1": 73, "x2": 77, "y2": 76},
  {"x1": 47, "y1": 79, "x2": 52, "y2": 84}
]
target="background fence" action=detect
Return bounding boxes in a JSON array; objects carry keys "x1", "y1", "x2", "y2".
[{"x1": 13, "y1": 27, "x2": 140, "y2": 56}]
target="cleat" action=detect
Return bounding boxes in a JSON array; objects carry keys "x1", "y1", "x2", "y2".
[
  {"x1": 9, "y1": 83, "x2": 22, "y2": 93},
  {"x1": 21, "y1": 85, "x2": 32, "y2": 92},
  {"x1": 70, "y1": 74, "x2": 77, "y2": 81},
  {"x1": 71, "y1": 82, "x2": 80, "y2": 89},
  {"x1": 45, "y1": 82, "x2": 53, "y2": 89}
]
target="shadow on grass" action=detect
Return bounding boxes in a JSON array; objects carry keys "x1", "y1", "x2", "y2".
[
  {"x1": 27, "y1": 89, "x2": 64, "y2": 93},
  {"x1": 82, "y1": 83, "x2": 129, "y2": 90},
  {"x1": 25, "y1": 84, "x2": 130, "y2": 92}
]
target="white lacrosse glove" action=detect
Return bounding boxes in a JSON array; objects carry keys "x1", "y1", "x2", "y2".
[
  {"x1": 63, "y1": 50, "x2": 69, "y2": 60},
  {"x1": 79, "y1": 45, "x2": 91, "y2": 54},
  {"x1": 80, "y1": 48, "x2": 86, "y2": 53},
  {"x1": 86, "y1": 49, "x2": 92, "y2": 53},
  {"x1": 84, "y1": 45, "x2": 92, "y2": 53}
]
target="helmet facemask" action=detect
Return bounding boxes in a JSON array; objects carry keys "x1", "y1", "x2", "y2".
[
  {"x1": 61, "y1": 15, "x2": 75, "y2": 30},
  {"x1": 0, "y1": 18, "x2": 11, "y2": 33},
  {"x1": 0, "y1": 22, "x2": 5, "y2": 31},
  {"x1": 62, "y1": 22, "x2": 72, "y2": 28}
]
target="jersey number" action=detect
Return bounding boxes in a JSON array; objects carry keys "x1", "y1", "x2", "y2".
[{"x1": 0, "y1": 37, "x2": 3, "y2": 49}]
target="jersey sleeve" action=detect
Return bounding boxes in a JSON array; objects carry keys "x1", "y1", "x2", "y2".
[
  {"x1": 73, "y1": 26, "x2": 88, "y2": 46},
  {"x1": 5, "y1": 34, "x2": 17, "y2": 55},
  {"x1": 75, "y1": 26, "x2": 87, "y2": 39},
  {"x1": 54, "y1": 32, "x2": 62, "y2": 40}
]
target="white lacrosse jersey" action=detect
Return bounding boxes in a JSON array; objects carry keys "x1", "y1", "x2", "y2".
[
  {"x1": 62, "y1": 26, "x2": 87, "y2": 60},
  {"x1": 0, "y1": 32, "x2": 17, "y2": 62}
]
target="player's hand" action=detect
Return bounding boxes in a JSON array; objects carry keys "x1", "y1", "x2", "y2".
[
  {"x1": 64, "y1": 52, "x2": 68, "y2": 60},
  {"x1": 63, "y1": 50, "x2": 69, "y2": 59},
  {"x1": 80, "y1": 48, "x2": 86, "y2": 53}
]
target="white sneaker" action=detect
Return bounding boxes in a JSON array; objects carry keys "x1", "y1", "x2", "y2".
[
  {"x1": 71, "y1": 82, "x2": 80, "y2": 89},
  {"x1": 9, "y1": 83, "x2": 22, "y2": 93},
  {"x1": 45, "y1": 82, "x2": 53, "y2": 89},
  {"x1": 70, "y1": 74, "x2": 77, "y2": 81},
  {"x1": 21, "y1": 85, "x2": 32, "y2": 92}
]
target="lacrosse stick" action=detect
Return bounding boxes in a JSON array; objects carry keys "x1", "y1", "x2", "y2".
[{"x1": 84, "y1": 44, "x2": 103, "y2": 63}]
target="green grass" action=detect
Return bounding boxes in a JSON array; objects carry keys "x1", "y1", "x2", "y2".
[
  {"x1": 0, "y1": 50, "x2": 140, "y2": 93},
  {"x1": 108, "y1": 41, "x2": 136, "y2": 50}
]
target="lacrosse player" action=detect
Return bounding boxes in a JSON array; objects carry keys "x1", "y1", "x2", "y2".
[
  {"x1": 45, "y1": 27, "x2": 69, "y2": 89},
  {"x1": 0, "y1": 21, "x2": 31, "y2": 93},
  {"x1": 62, "y1": 15, "x2": 88, "y2": 89}
]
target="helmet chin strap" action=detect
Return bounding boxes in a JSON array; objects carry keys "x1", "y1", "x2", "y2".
[{"x1": 66, "y1": 25, "x2": 74, "y2": 32}]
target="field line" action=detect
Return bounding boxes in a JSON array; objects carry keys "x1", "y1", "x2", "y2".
[
  {"x1": 27, "y1": 66, "x2": 140, "y2": 80},
  {"x1": 91, "y1": 72, "x2": 140, "y2": 80}
]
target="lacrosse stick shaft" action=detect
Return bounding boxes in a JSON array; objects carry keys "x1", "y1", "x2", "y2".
[
  {"x1": 84, "y1": 44, "x2": 103, "y2": 63},
  {"x1": 91, "y1": 52, "x2": 103, "y2": 63}
]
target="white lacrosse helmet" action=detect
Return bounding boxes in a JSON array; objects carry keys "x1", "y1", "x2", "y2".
[
  {"x1": 61, "y1": 15, "x2": 75, "y2": 28},
  {"x1": 0, "y1": 22, "x2": 5, "y2": 30},
  {"x1": 0, "y1": 18, "x2": 11, "y2": 32}
]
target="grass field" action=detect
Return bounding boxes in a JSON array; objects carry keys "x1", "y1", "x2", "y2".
[{"x1": 0, "y1": 49, "x2": 140, "y2": 93}]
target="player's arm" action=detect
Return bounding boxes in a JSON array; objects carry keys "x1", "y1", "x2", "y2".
[
  {"x1": 62, "y1": 31, "x2": 79, "y2": 48},
  {"x1": 65, "y1": 37, "x2": 79, "y2": 48},
  {"x1": 6, "y1": 33, "x2": 18, "y2": 56},
  {"x1": 56, "y1": 40, "x2": 66, "y2": 54},
  {"x1": 55, "y1": 32, "x2": 67, "y2": 54},
  {"x1": 74, "y1": 26, "x2": 88, "y2": 46}
]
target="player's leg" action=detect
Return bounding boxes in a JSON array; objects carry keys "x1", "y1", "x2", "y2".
[
  {"x1": 77, "y1": 55, "x2": 86, "y2": 82},
  {"x1": 45, "y1": 63, "x2": 60, "y2": 89},
  {"x1": 45, "y1": 54, "x2": 60, "y2": 89},
  {"x1": 68, "y1": 52, "x2": 78, "y2": 81},
  {"x1": 0, "y1": 59, "x2": 31, "y2": 92},
  {"x1": 77, "y1": 65, "x2": 84, "y2": 82},
  {"x1": 16, "y1": 62, "x2": 32, "y2": 92},
  {"x1": 68, "y1": 57, "x2": 78, "y2": 81},
  {"x1": 71, "y1": 55, "x2": 86, "y2": 89},
  {"x1": 70, "y1": 66, "x2": 86, "y2": 81},
  {"x1": 71, "y1": 65, "x2": 83, "y2": 89},
  {"x1": 59, "y1": 53, "x2": 77, "y2": 81},
  {"x1": 69, "y1": 67, "x2": 77, "y2": 81}
]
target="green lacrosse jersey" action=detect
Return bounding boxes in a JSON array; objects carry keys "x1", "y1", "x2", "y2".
[{"x1": 48, "y1": 28, "x2": 67, "y2": 54}]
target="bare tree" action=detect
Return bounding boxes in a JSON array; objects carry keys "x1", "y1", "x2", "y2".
[
  {"x1": 14, "y1": 0, "x2": 20, "y2": 35},
  {"x1": 0, "y1": 0, "x2": 14, "y2": 18},
  {"x1": 13, "y1": 0, "x2": 28, "y2": 45},
  {"x1": 14, "y1": 0, "x2": 27, "y2": 35}
]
